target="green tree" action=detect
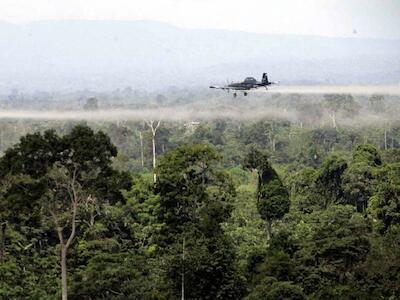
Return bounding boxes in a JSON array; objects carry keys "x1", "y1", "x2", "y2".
[
  {"x1": 155, "y1": 144, "x2": 243, "y2": 299},
  {"x1": 286, "y1": 167, "x2": 321, "y2": 213},
  {"x1": 352, "y1": 144, "x2": 382, "y2": 167},
  {"x1": 243, "y1": 146, "x2": 290, "y2": 240},
  {"x1": 0, "y1": 125, "x2": 130, "y2": 300},
  {"x1": 315, "y1": 154, "x2": 348, "y2": 208},
  {"x1": 342, "y1": 145, "x2": 381, "y2": 212},
  {"x1": 295, "y1": 205, "x2": 371, "y2": 293},
  {"x1": 243, "y1": 121, "x2": 273, "y2": 147},
  {"x1": 369, "y1": 163, "x2": 400, "y2": 233},
  {"x1": 360, "y1": 225, "x2": 400, "y2": 298},
  {"x1": 266, "y1": 281, "x2": 305, "y2": 300}
]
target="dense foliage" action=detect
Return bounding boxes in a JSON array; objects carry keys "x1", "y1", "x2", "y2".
[{"x1": 1, "y1": 92, "x2": 400, "y2": 299}]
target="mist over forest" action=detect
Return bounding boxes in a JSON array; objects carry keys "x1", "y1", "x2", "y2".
[{"x1": 1, "y1": 12, "x2": 400, "y2": 300}]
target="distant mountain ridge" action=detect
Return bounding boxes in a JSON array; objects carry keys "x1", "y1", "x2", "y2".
[{"x1": 0, "y1": 20, "x2": 399, "y2": 92}]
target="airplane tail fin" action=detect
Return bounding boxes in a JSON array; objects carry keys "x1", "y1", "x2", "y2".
[{"x1": 262, "y1": 73, "x2": 269, "y2": 84}]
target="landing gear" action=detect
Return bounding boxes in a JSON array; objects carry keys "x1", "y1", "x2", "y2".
[
  {"x1": 233, "y1": 92, "x2": 237, "y2": 98},
  {"x1": 244, "y1": 92, "x2": 248, "y2": 96}
]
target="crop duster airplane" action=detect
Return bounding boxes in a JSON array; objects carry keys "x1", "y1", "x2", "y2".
[{"x1": 210, "y1": 73, "x2": 278, "y2": 97}]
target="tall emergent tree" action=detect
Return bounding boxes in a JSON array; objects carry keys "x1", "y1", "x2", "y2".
[
  {"x1": 0, "y1": 125, "x2": 130, "y2": 300},
  {"x1": 146, "y1": 120, "x2": 161, "y2": 183},
  {"x1": 243, "y1": 146, "x2": 290, "y2": 240}
]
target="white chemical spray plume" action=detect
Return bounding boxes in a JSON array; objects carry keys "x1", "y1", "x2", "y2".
[
  {"x1": 264, "y1": 85, "x2": 400, "y2": 95},
  {"x1": 0, "y1": 85, "x2": 399, "y2": 125},
  {"x1": 0, "y1": 108, "x2": 296, "y2": 122}
]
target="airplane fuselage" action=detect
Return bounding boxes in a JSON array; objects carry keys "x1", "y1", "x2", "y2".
[
  {"x1": 209, "y1": 73, "x2": 277, "y2": 96},
  {"x1": 227, "y1": 76, "x2": 273, "y2": 90}
]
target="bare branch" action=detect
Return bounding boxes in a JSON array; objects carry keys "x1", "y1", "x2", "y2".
[
  {"x1": 66, "y1": 199, "x2": 78, "y2": 249},
  {"x1": 50, "y1": 209, "x2": 64, "y2": 244},
  {"x1": 155, "y1": 120, "x2": 161, "y2": 131}
]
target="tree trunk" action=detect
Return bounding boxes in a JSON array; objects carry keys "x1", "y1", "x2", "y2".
[
  {"x1": 0, "y1": 222, "x2": 6, "y2": 263},
  {"x1": 384, "y1": 129, "x2": 387, "y2": 150},
  {"x1": 152, "y1": 132, "x2": 157, "y2": 183},
  {"x1": 181, "y1": 237, "x2": 185, "y2": 300},
  {"x1": 266, "y1": 220, "x2": 272, "y2": 241},
  {"x1": 146, "y1": 120, "x2": 161, "y2": 183},
  {"x1": 61, "y1": 245, "x2": 68, "y2": 300},
  {"x1": 139, "y1": 131, "x2": 144, "y2": 168},
  {"x1": 50, "y1": 167, "x2": 80, "y2": 300},
  {"x1": 329, "y1": 113, "x2": 337, "y2": 130},
  {"x1": 89, "y1": 202, "x2": 95, "y2": 227}
]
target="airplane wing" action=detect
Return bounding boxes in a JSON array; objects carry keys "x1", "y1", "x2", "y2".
[{"x1": 209, "y1": 86, "x2": 230, "y2": 90}]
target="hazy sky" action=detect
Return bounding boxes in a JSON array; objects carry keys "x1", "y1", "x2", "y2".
[{"x1": 1, "y1": 0, "x2": 400, "y2": 38}]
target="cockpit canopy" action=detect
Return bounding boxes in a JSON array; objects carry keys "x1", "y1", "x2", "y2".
[{"x1": 244, "y1": 77, "x2": 257, "y2": 83}]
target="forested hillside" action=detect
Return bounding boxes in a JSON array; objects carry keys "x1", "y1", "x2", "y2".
[
  {"x1": 1, "y1": 20, "x2": 399, "y2": 92},
  {"x1": 1, "y1": 92, "x2": 400, "y2": 299}
]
